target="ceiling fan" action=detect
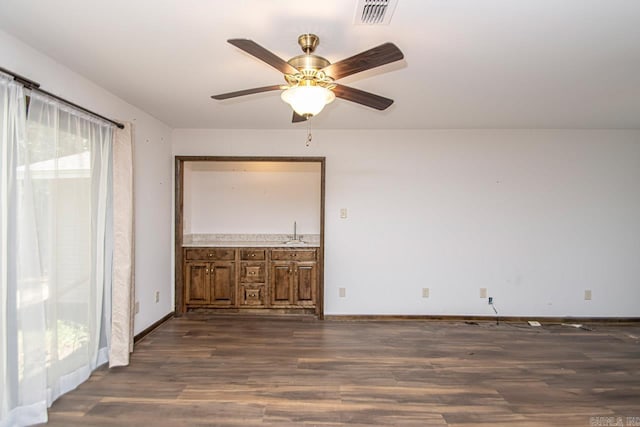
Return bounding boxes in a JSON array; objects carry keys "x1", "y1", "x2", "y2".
[{"x1": 211, "y1": 34, "x2": 404, "y2": 122}]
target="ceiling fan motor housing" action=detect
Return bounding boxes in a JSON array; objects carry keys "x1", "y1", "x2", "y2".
[
  {"x1": 286, "y1": 34, "x2": 334, "y2": 89},
  {"x1": 288, "y1": 34, "x2": 331, "y2": 75},
  {"x1": 287, "y1": 54, "x2": 331, "y2": 72}
]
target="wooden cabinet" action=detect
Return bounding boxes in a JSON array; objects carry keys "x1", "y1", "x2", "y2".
[
  {"x1": 184, "y1": 262, "x2": 210, "y2": 304},
  {"x1": 185, "y1": 248, "x2": 234, "y2": 261},
  {"x1": 269, "y1": 249, "x2": 317, "y2": 307},
  {"x1": 239, "y1": 249, "x2": 266, "y2": 306},
  {"x1": 241, "y1": 249, "x2": 265, "y2": 261},
  {"x1": 270, "y1": 262, "x2": 294, "y2": 305},
  {"x1": 184, "y1": 247, "x2": 317, "y2": 311},
  {"x1": 271, "y1": 249, "x2": 317, "y2": 262},
  {"x1": 209, "y1": 262, "x2": 235, "y2": 305},
  {"x1": 295, "y1": 262, "x2": 317, "y2": 306},
  {"x1": 184, "y1": 249, "x2": 235, "y2": 307}
]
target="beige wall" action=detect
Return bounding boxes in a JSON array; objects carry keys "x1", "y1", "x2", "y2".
[
  {"x1": 5, "y1": 25, "x2": 640, "y2": 322},
  {"x1": 183, "y1": 161, "x2": 321, "y2": 235},
  {"x1": 173, "y1": 128, "x2": 640, "y2": 317},
  {"x1": 1, "y1": 29, "x2": 174, "y2": 334}
]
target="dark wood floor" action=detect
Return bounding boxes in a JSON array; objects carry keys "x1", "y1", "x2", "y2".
[{"x1": 42, "y1": 316, "x2": 640, "y2": 426}]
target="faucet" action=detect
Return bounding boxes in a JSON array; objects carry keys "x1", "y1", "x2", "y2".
[
  {"x1": 289, "y1": 221, "x2": 302, "y2": 243},
  {"x1": 285, "y1": 221, "x2": 304, "y2": 244}
]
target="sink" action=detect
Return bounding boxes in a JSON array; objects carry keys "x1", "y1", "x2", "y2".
[{"x1": 283, "y1": 239, "x2": 306, "y2": 245}]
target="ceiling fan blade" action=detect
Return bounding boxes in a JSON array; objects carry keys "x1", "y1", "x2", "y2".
[
  {"x1": 321, "y1": 43, "x2": 404, "y2": 80},
  {"x1": 228, "y1": 39, "x2": 299, "y2": 75},
  {"x1": 333, "y1": 84, "x2": 394, "y2": 110},
  {"x1": 211, "y1": 85, "x2": 282, "y2": 100},
  {"x1": 292, "y1": 112, "x2": 308, "y2": 123}
]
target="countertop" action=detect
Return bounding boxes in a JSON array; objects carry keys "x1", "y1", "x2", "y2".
[{"x1": 182, "y1": 233, "x2": 320, "y2": 248}]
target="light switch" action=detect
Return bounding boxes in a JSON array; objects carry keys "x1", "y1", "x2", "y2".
[
  {"x1": 480, "y1": 288, "x2": 487, "y2": 298},
  {"x1": 340, "y1": 208, "x2": 348, "y2": 219}
]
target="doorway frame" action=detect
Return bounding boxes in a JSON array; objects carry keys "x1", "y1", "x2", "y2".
[{"x1": 174, "y1": 156, "x2": 326, "y2": 318}]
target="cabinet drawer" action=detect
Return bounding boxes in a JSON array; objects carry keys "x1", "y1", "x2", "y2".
[
  {"x1": 184, "y1": 248, "x2": 235, "y2": 261},
  {"x1": 270, "y1": 249, "x2": 317, "y2": 261},
  {"x1": 240, "y1": 284, "x2": 265, "y2": 306},
  {"x1": 241, "y1": 262, "x2": 265, "y2": 283},
  {"x1": 240, "y1": 249, "x2": 266, "y2": 260}
]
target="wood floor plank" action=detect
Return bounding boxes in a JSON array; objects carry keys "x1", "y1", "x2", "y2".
[{"x1": 39, "y1": 317, "x2": 640, "y2": 426}]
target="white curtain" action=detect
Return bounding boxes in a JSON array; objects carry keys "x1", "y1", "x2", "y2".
[
  {"x1": 1, "y1": 74, "x2": 48, "y2": 427},
  {"x1": 1, "y1": 81, "x2": 115, "y2": 426},
  {"x1": 25, "y1": 92, "x2": 113, "y2": 405},
  {"x1": 109, "y1": 122, "x2": 134, "y2": 367}
]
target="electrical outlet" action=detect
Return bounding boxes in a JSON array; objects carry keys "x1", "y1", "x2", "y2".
[
  {"x1": 422, "y1": 288, "x2": 429, "y2": 298},
  {"x1": 584, "y1": 290, "x2": 592, "y2": 300},
  {"x1": 155, "y1": 291, "x2": 160, "y2": 303},
  {"x1": 480, "y1": 288, "x2": 487, "y2": 298},
  {"x1": 135, "y1": 301, "x2": 140, "y2": 314},
  {"x1": 339, "y1": 287, "x2": 346, "y2": 298},
  {"x1": 488, "y1": 296, "x2": 493, "y2": 305},
  {"x1": 340, "y1": 208, "x2": 348, "y2": 219}
]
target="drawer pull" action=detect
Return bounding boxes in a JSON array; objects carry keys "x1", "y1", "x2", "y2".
[{"x1": 208, "y1": 253, "x2": 213, "y2": 257}]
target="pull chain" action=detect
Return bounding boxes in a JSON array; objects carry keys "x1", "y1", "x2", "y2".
[{"x1": 306, "y1": 118, "x2": 312, "y2": 147}]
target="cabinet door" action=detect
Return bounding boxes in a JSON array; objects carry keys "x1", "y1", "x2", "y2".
[
  {"x1": 270, "y1": 262, "x2": 294, "y2": 306},
  {"x1": 210, "y1": 262, "x2": 235, "y2": 306},
  {"x1": 294, "y1": 262, "x2": 317, "y2": 306},
  {"x1": 185, "y1": 262, "x2": 210, "y2": 304}
]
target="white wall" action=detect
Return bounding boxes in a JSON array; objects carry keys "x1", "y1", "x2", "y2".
[
  {"x1": 173, "y1": 128, "x2": 640, "y2": 317},
  {"x1": 184, "y1": 161, "x2": 321, "y2": 235},
  {"x1": 1, "y1": 30, "x2": 173, "y2": 334},
  {"x1": 5, "y1": 26, "x2": 639, "y2": 320}
]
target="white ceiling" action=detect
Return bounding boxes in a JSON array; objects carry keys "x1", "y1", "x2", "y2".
[{"x1": 1, "y1": 0, "x2": 640, "y2": 129}]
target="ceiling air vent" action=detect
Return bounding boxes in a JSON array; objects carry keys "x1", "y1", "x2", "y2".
[{"x1": 354, "y1": 0, "x2": 399, "y2": 25}]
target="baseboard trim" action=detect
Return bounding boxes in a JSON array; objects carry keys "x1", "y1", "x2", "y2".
[
  {"x1": 186, "y1": 307, "x2": 317, "y2": 316},
  {"x1": 134, "y1": 311, "x2": 175, "y2": 344},
  {"x1": 324, "y1": 315, "x2": 640, "y2": 323}
]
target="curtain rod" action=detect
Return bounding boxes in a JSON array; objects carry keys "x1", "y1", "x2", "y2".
[{"x1": 0, "y1": 66, "x2": 125, "y2": 129}]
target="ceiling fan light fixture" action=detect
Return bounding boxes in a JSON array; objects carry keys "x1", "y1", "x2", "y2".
[{"x1": 281, "y1": 84, "x2": 335, "y2": 118}]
